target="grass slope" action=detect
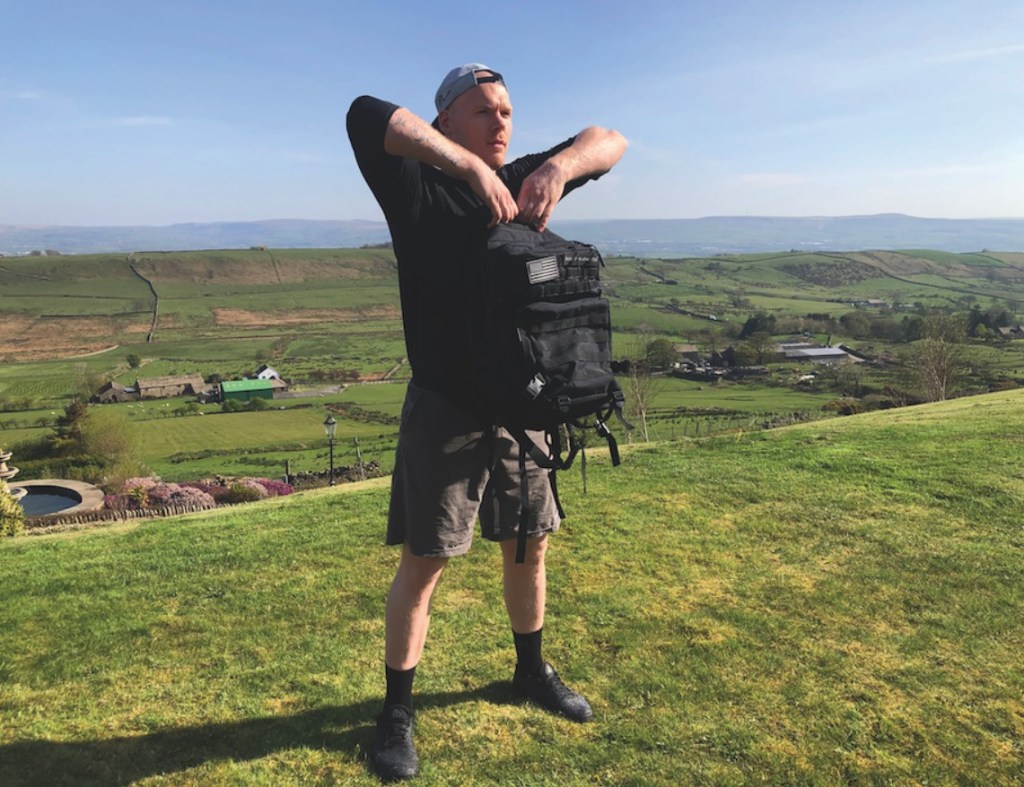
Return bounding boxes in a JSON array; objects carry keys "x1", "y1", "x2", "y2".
[{"x1": 1, "y1": 393, "x2": 1023, "y2": 785}]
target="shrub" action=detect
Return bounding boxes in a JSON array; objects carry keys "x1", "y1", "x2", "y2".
[
  {"x1": 253, "y1": 478, "x2": 293, "y2": 497},
  {"x1": 120, "y1": 476, "x2": 157, "y2": 507},
  {"x1": 224, "y1": 481, "x2": 266, "y2": 504},
  {"x1": 121, "y1": 477, "x2": 157, "y2": 493},
  {"x1": 180, "y1": 481, "x2": 233, "y2": 503},
  {"x1": 821, "y1": 398, "x2": 864, "y2": 416},
  {"x1": 103, "y1": 494, "x2": 134, "y2": 511},
  {"x1": 164, "y1": 485, "x2": 216, "y2": 508},
  {"x1": 0, "y1": 480, "x2": 26, "y2": 537},
  {"x1": 146, "y1": 483, "x2": 180, "y2": 507}
]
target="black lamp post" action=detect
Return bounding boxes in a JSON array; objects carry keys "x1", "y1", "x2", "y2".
[{"x1": 323, "y1": 414, "x2": 337, "y2": 486}]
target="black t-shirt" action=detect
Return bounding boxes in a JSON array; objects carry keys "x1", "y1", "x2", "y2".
[{"x1": 346, "y1": 94, "x2": 598, "y2": 403}]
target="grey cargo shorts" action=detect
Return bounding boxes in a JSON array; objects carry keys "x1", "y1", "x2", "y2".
[{"x1": 387, "y1": 383, "x2": 561, "y2": 557}]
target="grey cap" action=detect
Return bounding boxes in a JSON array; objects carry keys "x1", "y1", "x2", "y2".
[{"x1": 434, "y1": 63, "x2": 506, "y2": 113}]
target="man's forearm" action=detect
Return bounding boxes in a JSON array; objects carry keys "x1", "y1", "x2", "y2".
[
  {"x1": 384, "y1": 106, "x2": 478, "y2": 180},
  {"x1": 546, "y1": 126, "x2": 628, "y2": 183},
  {"x1": 383, "y1": 105, "x2": 518, "y2": 227}
]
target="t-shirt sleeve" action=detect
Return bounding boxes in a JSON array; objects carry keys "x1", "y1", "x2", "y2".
[{"x1": 346, "y1": 96, "x2": 409, "y2": 217}]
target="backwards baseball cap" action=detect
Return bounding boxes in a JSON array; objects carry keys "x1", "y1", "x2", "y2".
[{"x1": 434, "y1": 63, "x2": 506, "y2": 113}]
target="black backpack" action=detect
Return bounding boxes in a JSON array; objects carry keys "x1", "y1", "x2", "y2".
[{"x1": 467, "y1": 222, "x2": 631, "y2": 561}]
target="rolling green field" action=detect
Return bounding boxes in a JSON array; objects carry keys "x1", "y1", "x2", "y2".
[
  {"x1": 3, "y1": 245, "x2": 1024, "y2": 485},
  {"x1": 2, "y1": 390, "x2": 1022, "y2": 784}
]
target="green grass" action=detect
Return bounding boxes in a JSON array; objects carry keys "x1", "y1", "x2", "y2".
[{"x1": 2, "y1": 390, "x2": 1022, "y2": 784}]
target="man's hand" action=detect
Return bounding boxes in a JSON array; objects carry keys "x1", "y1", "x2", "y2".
[
  {"x1": 517, "y1": 126, "x2": 628, "y2": 232},
  {"x1": 466, "y1": 159, "x2": 519, "y2": 228},
  {"x1": 516, "y1": 160, "x2": 566, "y2": 232}
]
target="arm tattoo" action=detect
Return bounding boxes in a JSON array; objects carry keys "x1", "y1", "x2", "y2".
[{"x1": 393, "y1": 112, "x2": 464, "y2": 170}]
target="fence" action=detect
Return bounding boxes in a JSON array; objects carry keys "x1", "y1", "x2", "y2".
[
  {"x1": 25, "y1": 501, "x2": 217, "y2": 535},
  {"x1": 633, "y1": 409, "x2": 819, "y2": 442}
]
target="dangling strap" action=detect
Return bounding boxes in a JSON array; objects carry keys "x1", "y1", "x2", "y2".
[
  {"x1": 507, "y1": 425, "x2": 563, "y2": 471},
  {"x1": 559, "y1": 424, "x2": 583, "y2": 471},
  {"x1": 548, "y1": 427, "x2": 566, "y2": 519},
  {"x1": 596, "y1": 417, "x2": 621, "y2": 467},
  {"x1": 611, "y1": 390, "x2": 635, "y2": 434}
]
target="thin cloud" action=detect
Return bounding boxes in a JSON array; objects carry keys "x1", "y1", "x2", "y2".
[
  {"x1": 927, "y1": 42, "x2": 1024, "y2": 64},
  {"x1": 737, "y1": 173, "x2": 808, "y2": 188},
  {"x1": 1, "y1": 89, "x2": 42, "y2": 100},
  {"x1": 280, "y1": 150, "x2": 331, "y2": 163},
  {"x1": 111, "y1": 116, "x2": 173, "y2": 126}
]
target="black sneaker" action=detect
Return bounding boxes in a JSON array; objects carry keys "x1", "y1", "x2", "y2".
[
  {"x1": 370, "y1": 704, "x2": 418, "y2": 782},
  {"x1": 513, "y1": 662, "x2": 594, "y2": 722}
]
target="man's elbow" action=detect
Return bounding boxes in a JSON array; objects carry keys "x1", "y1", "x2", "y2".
[
  {"x1": 589, "y1": 126, "x2": 628, "y2": 168},
  {"x1": 610, "y1": 128, "x2": 628, "y2": 160},
  {"x1": 602, "y1": 126, "x2": 628, "y2": 148}
]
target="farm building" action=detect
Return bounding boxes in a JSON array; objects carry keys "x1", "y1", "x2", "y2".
[
  {"x1": 254, "y1": 364, "x2": 281, "y2": 380},
  {"x1": 778, "y1": 343, "x2": 854, "y2": 364},
  {"x1": 672, "y1": 343, "x2": 701, "y2": 362},
  {"x1": 220, "y1": 378, "x2": 287, "y2": 402},
  {"x1": 93, "y1": 381, "x2": 137, "y2": 404},
  {"x1": 997, "y1": 325, "x2": 1024, "y2": 339},
  {"x1": 135, "y1": 375, "x2": 207, "y2": 399}
]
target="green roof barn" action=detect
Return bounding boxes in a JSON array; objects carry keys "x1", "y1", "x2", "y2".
[{"x1": 220, "y1": 378, "x2": 276, "y2": 402}]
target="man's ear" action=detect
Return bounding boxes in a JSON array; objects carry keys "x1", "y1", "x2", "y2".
[{"x1": 438, "y1": 109, "x2": 451, "y2": 136}]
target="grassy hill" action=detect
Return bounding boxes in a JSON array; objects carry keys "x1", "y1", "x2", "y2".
[
  {"x1": 4, "y1": 245, "x2": 1023, "y2": 366},
  {"x1": 2, "y1": 390, "x2": 1022, "y2": 785},
  {"x1": 3, "y1": 245, "x2": 1024, "y2": 483}
]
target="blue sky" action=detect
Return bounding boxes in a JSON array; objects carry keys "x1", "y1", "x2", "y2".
[{"x1": 2, "y1": 0, "x2": 1022, "y2": 226}]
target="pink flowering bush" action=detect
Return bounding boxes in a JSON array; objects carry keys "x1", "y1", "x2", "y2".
[
  {"x1": 119, "y1": 477, "x2": 158, "y2": 508},
  {"x1": 253, "y1": 478, "x2": 293, "y2": 497},
  {"x1": 179, "y1": 481, "x2": 233, "y2": 503},
  {"x1": 104, "y1": 476, "x2": 290, "y2": 511},
  {"x1": 164, "y1": 485, "x2": 216, "y2": 508},
  {"x1": 146, "y1": 483, "x2": 179, "y2": 507}
]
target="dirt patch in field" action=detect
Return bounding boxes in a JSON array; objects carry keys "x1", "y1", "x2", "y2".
[
  {"x1": 212, "y1": 306, "x2": 401, "y2": 326},
  {"x1": 0, "y1": 314, "x2": 140, "y2": 360},
  {"x1": 132, "y1": 255, "x2": 395, "y2": 285},
  {"x1": 780, "y1": 258, "x2": 882, "y2": 286}
]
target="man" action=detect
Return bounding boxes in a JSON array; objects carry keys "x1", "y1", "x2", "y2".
[{"x1": 347, "y1": 63, "x2": 626, "y2": 781}]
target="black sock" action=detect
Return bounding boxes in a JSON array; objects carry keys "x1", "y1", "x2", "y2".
[
  {"x1": 384, "y1": 664, "x2": 416, "y2": 711},
  {"x1": 513, "y1": 627, "x2": 543, "y2": 675}
]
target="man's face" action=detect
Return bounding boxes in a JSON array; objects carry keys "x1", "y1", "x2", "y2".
[{"x1": 439, "y1": 78, "x2": 512, "y2": 170}]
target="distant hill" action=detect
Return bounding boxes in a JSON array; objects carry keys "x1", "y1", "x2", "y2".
[
  {"x1": 554, "y1": 214, "x2": 1024, "y2": 257},
  {"x1": 3, "y1": 214, "x2": 1024, "y2": 256},
  {"x1": 0, "y1": 220, "x2": 388, "y2": 256}
]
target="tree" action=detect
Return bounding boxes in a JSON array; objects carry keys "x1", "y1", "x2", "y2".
[
  {"x1": 839, "y1": 311, "x2": 871, "y2": 338},
  {"x1": 742, "y1": 331, "x2": 777, "y2": 364},
  {"x1": 701, "y1": 329, "x2": 725, "y2": 358},
  {"x1": 738, "y1": 312, "x2": 776, "y2": 339},
  {"x1": 644, "y1": 338, "x2": 677, "y2": 370},
  {"x1": 75, "y1": 365, "x2": 105, "y2": 402},
  {"x1": 903, "y1": 314, "x2": 967, "y2": 402},
  {"x1": 0, "y1": 479, "x2": 26, "y2": 537},
  {"x1": 51, "y1": 399, "x2": 90, "y2": 456},
  {"x1": 126, "y1": 353, "x2": 142, "y2": 369},
  {"x1": 624, "y1": 331, "x2": 664, "y2": 442},
  {"x1": 79, "y1": 407, "x2": 148, "y2": 490},
  {"x1": 625, "y1": 363, "x2": 662, "y2": 442}
]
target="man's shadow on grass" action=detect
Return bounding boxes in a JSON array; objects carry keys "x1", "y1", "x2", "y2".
[{"x1": 0, "y1": 681, "x2": 517, "y2": 786}]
